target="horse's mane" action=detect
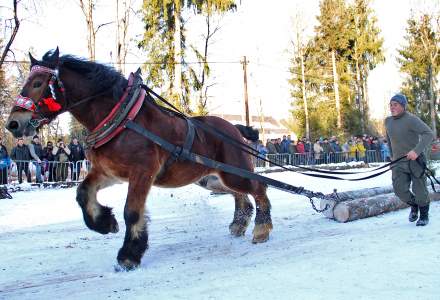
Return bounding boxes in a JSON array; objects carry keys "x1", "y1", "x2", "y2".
[{"x1": 42, "y1": 51, "x2": 128, "y2": 101}]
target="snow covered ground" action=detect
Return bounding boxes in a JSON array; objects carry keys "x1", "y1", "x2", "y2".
[{"x1": 0, "y1": 168, "x2": 439, "y2": 300}]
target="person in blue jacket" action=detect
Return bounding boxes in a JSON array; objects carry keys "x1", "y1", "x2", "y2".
[{"x1": 0, "y1": 137, "x2": 11, "y2": 185}]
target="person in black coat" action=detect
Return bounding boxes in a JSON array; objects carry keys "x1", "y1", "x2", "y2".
[
  {"x1": 11, "y1": 138, "x2": 31, "y2": 184},
  {"x1": 42, "y1": 141, "x2": 56, "y2": 182},
  {"x1": 68, "y1": 138, "x2": 85, "y2": 181},
  {"x1": 370, "y1": 137, "x2": 383, "y2": 162}
]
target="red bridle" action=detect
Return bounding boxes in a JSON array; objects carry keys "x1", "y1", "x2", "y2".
[{"x1": 14, "y1": 65, "x2": 64, "y2": 113}]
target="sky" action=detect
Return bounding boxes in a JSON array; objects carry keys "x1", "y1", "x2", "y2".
[{"x1": 2, "y1": 0, "x2": 439, "y2": 128}]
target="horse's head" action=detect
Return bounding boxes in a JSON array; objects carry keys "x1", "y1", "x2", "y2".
[{"x1": 6, "y1": 48, "x2": 66, "y2": 137}]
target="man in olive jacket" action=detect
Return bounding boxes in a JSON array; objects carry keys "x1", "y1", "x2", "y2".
[{"x1": 385, "y1": 93, "x2": 434, "y2": 226}]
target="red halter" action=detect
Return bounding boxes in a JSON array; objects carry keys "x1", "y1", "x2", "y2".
[
  {"x1": 14, "y1": 65, "x2": 64, "y2": 113},
  {"x1": 14, "y1": 95, "x2": 37, "y2": 112}
]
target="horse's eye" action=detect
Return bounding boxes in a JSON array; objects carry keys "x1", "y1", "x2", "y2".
[{"x1": 33, "y1": 81, "x2": 42, "y2": 88}]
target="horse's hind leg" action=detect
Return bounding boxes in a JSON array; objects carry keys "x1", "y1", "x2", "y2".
[
  {"x1": 251, "y1": 188, "x2": 273, "y2": 244},
  {"x1": 219, "y1": 173, "x2": 272, "y2": 243},
  {"x1": 229, "y1": 193, "x2": 254, "y2": 236},
  {"x1": 76, "y1": 168, "x2": 119, "y2": 234},
  {"x1": 117, "y1": 174, "x2": 151, "y2": 271}
]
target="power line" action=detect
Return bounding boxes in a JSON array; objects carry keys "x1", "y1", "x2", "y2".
[
  {"x1": 2, "y1": 59, "x2": 336, "y2": 82},
  {"x1": 1, "y1": 59, "x2": 243, "y2": 65}
]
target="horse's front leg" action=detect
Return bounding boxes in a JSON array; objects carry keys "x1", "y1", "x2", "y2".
[
  {"x1": 116, "y1": 173, "x2": 152, "y2": 271},
  {"x1": 76, "y1": 168, "x2": 119, "y2": 234}
]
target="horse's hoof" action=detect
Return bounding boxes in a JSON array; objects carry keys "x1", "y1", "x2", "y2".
[
  {"x1": 252, "y1": 234, "x2": 269, "y2": 244},
  {"x1": 252, "y1": 223, "x2": 272, "y2": 244},
  {"x1": 229, "y1": 223, "x2": 247, "y2": 237},
  {"x1": 92, "y1": 206, "x2": 119, "y2": 234},
  {"x1": 116, "y1": 259, "x2": 139, "y2": 272}
]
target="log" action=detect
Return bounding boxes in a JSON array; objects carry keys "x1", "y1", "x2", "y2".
[
  {"x1": 332, "y1": 191, "x2": 440, "y2": 223},
  {"x1": 320, "y1": 177, "x2": 440, "y2": 219},
  {"x1": 332, "y1": 186, "x2": 395, "y2": 201},
  {"x1": 320, "y1": 186, "x2": 395, "y2": 218}
]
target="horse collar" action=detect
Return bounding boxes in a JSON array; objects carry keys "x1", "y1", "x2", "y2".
[{"x1": 85, "y1": 70, "x2": 145, "y2": 149}]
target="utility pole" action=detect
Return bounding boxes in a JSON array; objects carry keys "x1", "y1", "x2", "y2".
[
  {"x1": 241, "y1": 56, "x2": 250, "y2": 126},
  {"x1": 174, "y1": 0, "x2": 183, "y2": 110},
  {"x1": 259, "y1": 98, "x2": 265, "y2": 142}
]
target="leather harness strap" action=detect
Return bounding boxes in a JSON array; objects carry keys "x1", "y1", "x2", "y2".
[{"x1": 156, "y1": 118, "x2": 196, "y2": 179}]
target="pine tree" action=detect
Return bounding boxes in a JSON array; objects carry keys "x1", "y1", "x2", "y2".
[
  {"x1": 314, "y1": 0, "x2": 351, "y2": 130},
  {"x1": 289, "y1": 38, "x2": 338, "y2": 139},
  {"x1": 397, "y1": 13, "x2": 440, "y2": 136},
  {"x1": 346, "y1": 0, "x2": 384, "y2": 131},
  {"x1": 289, "y1": 0, "x2": 384, "y2": 139},
  {"x1": 139, "y1": 0, "x2": 235, "y2": 114}
]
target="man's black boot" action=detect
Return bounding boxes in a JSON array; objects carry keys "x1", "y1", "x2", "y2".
[
  {"x1": 416, "y1": 205, "x2": 429, "y2": 226},
  {"x1": 408, "y1": 205, "x2": 418, "y2": 222}
]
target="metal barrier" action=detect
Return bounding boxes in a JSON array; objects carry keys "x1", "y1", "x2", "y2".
[
  {"x1": 253, "y1": 150, "x2": 390, "y2": 168},
  {"x1": 1, "y1": 159, "x2": 92, "y2": 185},
  {"x1": 267, "y1": 153, "x2": 291, "y2": 166},
  {"x1": 291, "y1": 153, "x2": 314, "y2": 165}
]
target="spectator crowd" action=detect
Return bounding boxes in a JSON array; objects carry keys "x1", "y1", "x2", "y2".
[
  {"x1": 255, "y1": 134, "x2": 392, "y2": 166},
  {"x1": 0, "y1": 135, "x2": 86, "y2": 185}
]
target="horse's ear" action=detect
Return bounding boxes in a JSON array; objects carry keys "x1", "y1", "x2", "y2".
[
  {"x1": 29, "y1": 52, "x2": 38, "y2": 67},
  {"x1": 50, "y1": 47, "x2": 60, "y2": 65}
]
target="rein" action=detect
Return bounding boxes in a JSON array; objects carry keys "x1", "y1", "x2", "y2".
[
  {"x1": 409, "y1": 154, "x2": 440, "y2": 192},
  {"x1": 141, "y1": 84, "x2": 404, "y2": 181}
]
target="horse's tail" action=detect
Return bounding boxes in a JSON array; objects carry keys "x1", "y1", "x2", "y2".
[{"x1": 234, "y1": 124, "x2": 259, "y2": 142}]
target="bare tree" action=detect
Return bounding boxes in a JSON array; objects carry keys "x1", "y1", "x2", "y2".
[
  {"x1": 115, "y1": 0, "x2": 134, "y2": 74},
  {"x1": 190, "y1": 14, "x2": 221, "y2": 114},
  {"x1": 78, "y1": 0, "x2": 113, "y2": 60},
  {"x1": 0, "y1": 0, "x2": 20, "y2": 69}
]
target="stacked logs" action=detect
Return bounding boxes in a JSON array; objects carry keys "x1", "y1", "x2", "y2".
[{"x1": 321, "y1": 184, "x2": 440, "y2": 223}]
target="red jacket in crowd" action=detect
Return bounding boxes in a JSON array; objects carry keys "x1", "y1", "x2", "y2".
[{"x1": 296, "y1": 142, "x2": 305, "y2": 153}]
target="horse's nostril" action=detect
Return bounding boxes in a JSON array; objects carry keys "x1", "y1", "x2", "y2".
[{"x1": 7, "y1": 120, "x2": 19, "y2": 130}]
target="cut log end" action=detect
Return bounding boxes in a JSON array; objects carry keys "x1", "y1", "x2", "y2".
[{"x1": 333, "y1": 203, "x2": 350, "y2": 223}]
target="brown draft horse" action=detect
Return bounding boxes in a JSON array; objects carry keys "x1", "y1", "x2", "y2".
[{"x1": 6, "y1": 49, "x2": 273, "y2": 270}]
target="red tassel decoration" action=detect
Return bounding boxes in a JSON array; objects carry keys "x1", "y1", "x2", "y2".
[{"x1": 43, "y1": 97, "x2": 62, "y2": 112}]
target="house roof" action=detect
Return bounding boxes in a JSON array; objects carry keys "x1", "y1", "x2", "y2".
[{"x1": 210, "y1": 114, "x2": 291, "y2": 138}]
